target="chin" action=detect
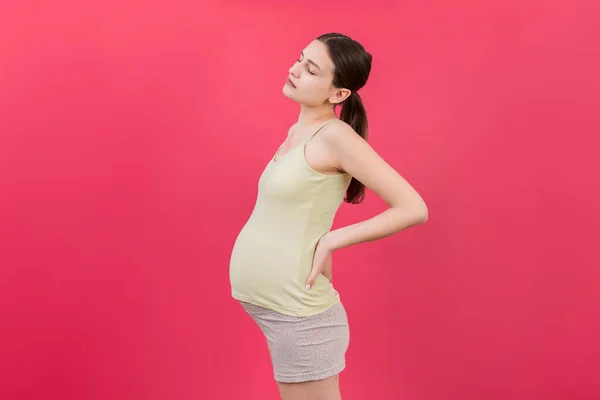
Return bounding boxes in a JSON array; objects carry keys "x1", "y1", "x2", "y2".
[{"x1": 282, "y1": 85, "x2": 300, "y2": 102}]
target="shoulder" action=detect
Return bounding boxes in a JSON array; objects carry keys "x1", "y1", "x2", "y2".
[
  {"x1": 320, "y1": 119, "x2": 363, "y2": 144},
  {"x1": 286, "y1": 124, "x2": 297, "y2": 136},
  {"x1": 320, "y1": 119, "x2": 368, "y2": 153}
]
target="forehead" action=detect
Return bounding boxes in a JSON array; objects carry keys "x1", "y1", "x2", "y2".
[{"x1": 302, "y1": 40, "x2": 334, "y2": 74}]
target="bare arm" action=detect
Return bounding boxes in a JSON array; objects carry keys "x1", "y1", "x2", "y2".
[{"x1": 320, "y1": 123, "x2": 428, "y2": 251}]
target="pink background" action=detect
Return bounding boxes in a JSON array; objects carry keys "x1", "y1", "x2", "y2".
[{"x1": 1, "y1": 1, "x2": 599, "y2": 399}]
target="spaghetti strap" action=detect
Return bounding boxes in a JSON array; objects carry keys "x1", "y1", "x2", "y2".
[
  {"x1": 304, "y1": 119, "x2": 332, "y2": 145},
  {"x1": 274, "y1": 120, "x2": 334, "y2": 162}
]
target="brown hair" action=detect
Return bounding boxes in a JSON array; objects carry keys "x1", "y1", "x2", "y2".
[{"x1": 317, "y1": 32, "x2": 372, "y2": 204}]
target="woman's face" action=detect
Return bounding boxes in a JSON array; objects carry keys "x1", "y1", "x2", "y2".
[{"x1": 283, "y1": 40, "x2": 345, "y2": 107}]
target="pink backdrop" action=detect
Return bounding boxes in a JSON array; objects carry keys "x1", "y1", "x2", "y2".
[{"x1": 1, "y1": 1, "x2": 599, "y2": 399}]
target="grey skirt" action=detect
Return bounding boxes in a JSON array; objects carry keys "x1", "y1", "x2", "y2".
[{"x1": 239, "y1": 301, "x2": 350, "y2": 383}]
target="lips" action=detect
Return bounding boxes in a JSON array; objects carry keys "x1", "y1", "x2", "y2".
[{"x1": 286, "y1": 78, "x2": 297, "y2": 88}]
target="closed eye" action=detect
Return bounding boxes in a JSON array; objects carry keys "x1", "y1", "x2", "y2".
[{"x1": 296, "y1": 58, "x2": 315, "y2": 75}]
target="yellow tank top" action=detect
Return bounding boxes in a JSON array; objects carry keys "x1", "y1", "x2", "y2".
[{"x1": 229, "y1": 120, "x2": 352, "y2": 317}]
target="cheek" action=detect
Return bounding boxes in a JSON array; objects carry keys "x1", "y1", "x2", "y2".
[{"x1": 302, "y1": 77, "x2": 330, "y2": 96}]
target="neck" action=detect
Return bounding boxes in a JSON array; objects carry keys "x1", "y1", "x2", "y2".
[{"x1": 296, "y1": 102, "x2": 337, "y2": 127}]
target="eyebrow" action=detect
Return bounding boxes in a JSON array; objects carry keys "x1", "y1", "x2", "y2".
[{"x1": 301, "y1": 51, "x2": 321, "y2": 70}]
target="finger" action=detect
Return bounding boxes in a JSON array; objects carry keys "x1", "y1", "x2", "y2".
[{"x1": 305, "y1": 271, "x2": 319, "y2": 291}]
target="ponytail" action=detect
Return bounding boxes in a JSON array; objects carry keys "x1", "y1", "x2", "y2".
[
  {"x1": 340, "y1": 91, "x2": 368, "y2": 204},
  {"x1": 316, "y1": 32, "x2": 371, "y2": 204}
]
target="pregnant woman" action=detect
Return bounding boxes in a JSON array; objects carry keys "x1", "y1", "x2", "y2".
[{"x1": 229, "y1": 32, "x2": 428, "y2": 400}]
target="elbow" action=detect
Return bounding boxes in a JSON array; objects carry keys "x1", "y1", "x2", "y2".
[
  {"x1": 418, "y1": 207, "x2": 428, "y2": 224},
  {"x1": 415, "y1": 201, "x2": 429, "y2": 224},
  {"x1": 391, "y1": 197, "x2": 428, "y2": 226}
]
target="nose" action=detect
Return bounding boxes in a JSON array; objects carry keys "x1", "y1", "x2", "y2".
[{"x1": 289, "y1": 63, "x2": 300, "y2": 77}]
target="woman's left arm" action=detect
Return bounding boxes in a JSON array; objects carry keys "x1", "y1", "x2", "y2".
[{"x1": 321, "y1": 124, "x2": 429, "y2": 252}]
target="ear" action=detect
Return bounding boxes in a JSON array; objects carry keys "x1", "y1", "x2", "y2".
[{"x1": 328, "y1": 88, "x2": 351, "y2": 105}]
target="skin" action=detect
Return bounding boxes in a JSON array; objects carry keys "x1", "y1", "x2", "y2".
[{"x1": 275, "y1": 39, "x2": 428, "y2": 400}]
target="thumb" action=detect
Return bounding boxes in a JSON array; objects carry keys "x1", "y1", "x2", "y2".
[{"x1": 305, "y1": 270, "x2": 319, "y2": 291}]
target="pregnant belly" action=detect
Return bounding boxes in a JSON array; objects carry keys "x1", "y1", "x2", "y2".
[{"x1": 229, "y1": 229, "x2": 300, "y2": 295}]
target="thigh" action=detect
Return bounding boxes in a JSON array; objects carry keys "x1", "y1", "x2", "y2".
[{"x1": 277, "y1": 374, "x2": 341, "y2": 400}]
